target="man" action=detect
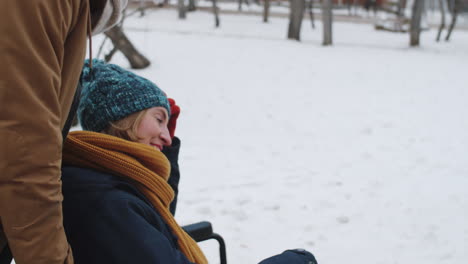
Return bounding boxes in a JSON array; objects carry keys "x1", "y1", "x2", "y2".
[{"x1": 0, "y1": 0, "x2": 127, "y2": 263}]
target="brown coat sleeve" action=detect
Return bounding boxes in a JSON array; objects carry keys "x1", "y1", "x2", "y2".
[{"x1": 0, "y1": 0, "x2": 90, "y2": 263}]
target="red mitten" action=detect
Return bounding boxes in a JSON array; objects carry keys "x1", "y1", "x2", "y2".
[{"x1": 167, "y1": 98, "x2": 180, "y2": 139}]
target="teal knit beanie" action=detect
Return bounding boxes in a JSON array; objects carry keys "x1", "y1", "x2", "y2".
[{"x1": 78, "y1": 59, "x2": 170, "y2": 132}]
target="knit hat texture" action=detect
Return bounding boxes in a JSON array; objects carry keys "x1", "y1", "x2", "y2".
[{"x1": 78, "y1": 59, "x2": 170, "y2": 132}]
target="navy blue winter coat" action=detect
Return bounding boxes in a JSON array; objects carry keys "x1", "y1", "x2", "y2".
[
  {"x1": 62, "y1": 137, "x2": 189, "y2": 264},
  {"x1": 62, "y1": 137, "x2": 317, "y2": 264}
]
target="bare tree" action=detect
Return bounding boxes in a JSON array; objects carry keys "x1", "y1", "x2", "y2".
[
  {"x1": 188, "y1": 0, "x2": 197, "y2": 11},
  {"x1": 348, "y1": 0, "x2": 362, "y2": 16},
  {"x1": 238, "y1": 0, "x2": 250, "y2": 11},
  {"x1": 394, "y1": 0, "x2": 408, "y2": 32},
  {"x1": 178, "y1": 0, "x2": 186, "y2": 19},
  {"x1": 363, "y1": 0, "x2": 378, "y2": 16},
  {"x1": 410, "y1": 0, "x2": 425, "y2": 46},
  {"x1": 308, "y1": 0, "x2": 315, "y2": 29},
  {"x1": 104, "y1": 25, "x2": 150, "y2": 69},
  {"x1": 137, "y1": 0, "x2": 147, "y2": 16},
  {"x1": 213, "y1": 0, "x2": 220, "y2": 27},
  {"x1": 397, "y1": 0, "x2": 407, "y2": 17},
  {"x1": 263, "y1": 0, "x2": 271, "y2": 22},
  {"x1": 436, "y1": 0, "x2": 446, "y2": 41},
  {"x1": 445, "y1": 0, "x2": 460, "y2": 41},
  {"x1": 347, "y1": 0, "x2": 352, "y2": 15},
  {"x1": 322, "y1": 0, "x2": 333, "y2": 45},
  {"x1": 288, "y1": 0, "x2": 306, "y2": 40}
]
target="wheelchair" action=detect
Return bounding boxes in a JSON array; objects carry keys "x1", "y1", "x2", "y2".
[{"x1": 0, "y1": 221, "x2": 227, "y2": 264}]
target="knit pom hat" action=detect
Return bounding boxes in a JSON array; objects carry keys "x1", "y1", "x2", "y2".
[{"x1": 78, "y1": 59, "x2": 170, "y2": 132}]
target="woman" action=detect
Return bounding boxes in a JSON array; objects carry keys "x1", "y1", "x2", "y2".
[{"x1": 62, "y1": 59, "x2": 317, "y2": 264}]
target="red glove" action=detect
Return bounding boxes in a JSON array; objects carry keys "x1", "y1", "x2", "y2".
[{"x1": 167, "y1": 98, "x2": 180, "y2": 139}]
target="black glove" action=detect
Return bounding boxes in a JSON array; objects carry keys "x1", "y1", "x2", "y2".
[{"x1": 258, "y1": 248, "x2": 318, "y2": 264}]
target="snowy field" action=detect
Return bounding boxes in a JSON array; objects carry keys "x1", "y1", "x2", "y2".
[{"x1": 77, "y1": 7, "x2": 468, "y2": 264}]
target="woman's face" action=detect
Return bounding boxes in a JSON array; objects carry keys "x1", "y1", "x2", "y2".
[{"x1": 136, "y1": 107, "x2": 172, "y2": 151}]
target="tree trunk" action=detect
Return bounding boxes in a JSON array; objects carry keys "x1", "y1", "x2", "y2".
[
  {"x1": 410, "y1": 0, "x2": 425, "y2": 46},
  {"x1": 239, "y1": 0, "x2": 250, "y2": 11},
  {"x1": 188, "y1": 0, "x2": 197, "y2": 11},
  {"x1": 263, "y1": 0, "x2": 270, "y2": 22},
  {"x1": 445, "y1": 0, "x2": 459, "y2": 41},
  {"x1": 213, "y1": 0, "x2": 220, "y2": 27},
  {"x1": 322, "y1": 0, "x2": 333, "y2": 45},
  {"x1": 178, "y1": 0, "x2": 186, "y2": 19},
  {"x1": 308, "y1": 0, "x2": 315, "y2": 29},
  {"x1": 436, "y1": 0, "x2": 446, "y2": 41},
  {"x1": 104, "y1": 25, "x2": 150, "y2": 69},
  {"x1": 288, "y1": 0, "x2": 305, "y2": 40},
  {"x1": 347, "y1": 0, "x2": 352, "y2": 15},
  {"x1": 137, "y1": 0, "x2": 146, "y2": 17},
  {"x1": 353, "y1": 0, "x2": 359, "y2": 16},
  {"x1": 397, "y1": 0, "x2": 407, "y2": 17}
]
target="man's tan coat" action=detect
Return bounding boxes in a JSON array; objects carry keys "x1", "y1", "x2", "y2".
[{"x1": 0, "y1": 0, "x2": 110, "y2": 263}]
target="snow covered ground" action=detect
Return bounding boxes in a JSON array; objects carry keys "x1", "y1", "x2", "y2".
[{"x1": 76, "y1": 7, "x2": 468, "y2": 264}]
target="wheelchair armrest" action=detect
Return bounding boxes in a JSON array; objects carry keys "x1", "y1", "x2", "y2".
[
  {"x1": 182, "y1": 221, "x2": 214, "y2": 242},
  {"x1": 182, "y1": 221, "x2": 227, "y2": 264}
]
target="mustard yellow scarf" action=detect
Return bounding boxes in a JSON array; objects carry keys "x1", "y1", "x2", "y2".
[{"x1": 63, "y1": 131, "x2": 208, "y2": 264}]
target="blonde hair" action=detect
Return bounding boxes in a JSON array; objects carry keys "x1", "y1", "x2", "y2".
[{"x1": 101, "y1": 109, "x2": 148, "y2": 142}]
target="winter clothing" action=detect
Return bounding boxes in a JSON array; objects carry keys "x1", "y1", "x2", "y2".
[
  {"x1": 61, "y1": 129, "x2": 317, "y2": 264},
  {"x1": 259, "y1": 249, "x2": 318, "y2": 264},
  {"x1": 61, "y1": 131, "x2": 318, "y2": 264},
  {"x1": 168, "y1": 98, "x2": 181, "y2": 139},
  {"x1": 63, "y1": 131, "x2": 207, "y2": 264},
  {"x1": 78, "y1": 59, "x2": 171, "y2": 132},
  {"x1": 0, "y1": 1, "x2": 127, "y2": 263}
]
